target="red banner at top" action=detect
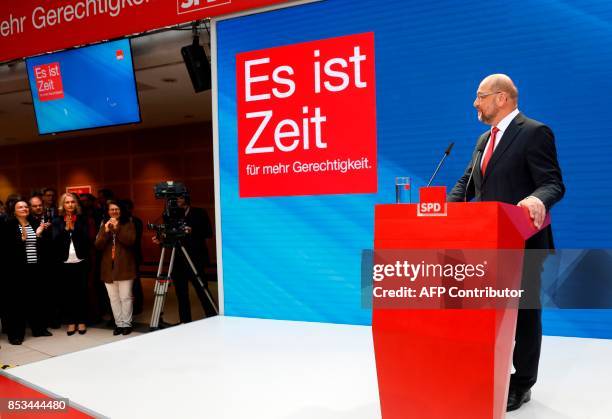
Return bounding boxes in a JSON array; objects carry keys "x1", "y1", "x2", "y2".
[{"x1": 0, "y1": 0, "x2": 292, "y2": 63}]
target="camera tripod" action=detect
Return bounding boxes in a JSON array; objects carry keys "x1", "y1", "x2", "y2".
[{"x1": 149, "y1": 241, "x2": 218, "y2": 330}]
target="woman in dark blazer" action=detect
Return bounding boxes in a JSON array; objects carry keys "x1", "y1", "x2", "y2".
[
  {"x1": 95, "y1": 200, "x2": 137, "y2": 335},
  {"x1": 2, "y1": 200, "x2": 52, "y2": 345},
  {"x1": 51, "y1": 192, "x2": 91, "y2": 335}
]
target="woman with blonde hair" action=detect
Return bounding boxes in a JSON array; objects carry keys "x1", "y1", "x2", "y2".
[
  {"x1": 51, "y1": 192, "x2": 91, "y2": 335},
  {"x1": 95, "y1": 200, "x2": 137, "y2": 335}
]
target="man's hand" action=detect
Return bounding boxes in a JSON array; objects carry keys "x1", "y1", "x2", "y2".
[
  {"x1": 36, "y1": 222, "x2": 51, "y2": 236},
  {"x1": 517, "y1": 196, "x2": 546, "y2": 229},
  {"x1": 35, "y1": 224, "x2": 46, "y2": 237},
  {"x1": 152, "y1": 235, "x2": 160, "y2": 245}
]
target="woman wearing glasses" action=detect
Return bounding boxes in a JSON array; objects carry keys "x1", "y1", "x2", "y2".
[{"x1": 95, "y1": 200, "x2": 137, "y2": 336}]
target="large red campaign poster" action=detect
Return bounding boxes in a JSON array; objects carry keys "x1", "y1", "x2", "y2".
[
  {"x1": 0, "y1": 0, "x2": 293, "y2": 63},
  {"x1": 236, "y1": 33, "x2": 377, "y2": 198}
]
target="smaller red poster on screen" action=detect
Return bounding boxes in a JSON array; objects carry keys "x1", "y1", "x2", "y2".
[
  {"x1": 66, "y1": 185, "x2": 92, "y2": 195},
  {"x1": 236, "y1": 32, "x2": 377, "y2": 198},
  {"x1": 33, "y1": 62, "x2": 64, "y2": 102}
]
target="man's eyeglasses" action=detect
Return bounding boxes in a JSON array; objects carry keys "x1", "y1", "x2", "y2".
[{"x1": 476, "y1": 91, "x2": 503, "y2": 100}]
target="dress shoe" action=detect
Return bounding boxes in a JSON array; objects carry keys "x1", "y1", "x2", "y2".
[
  {"x1": 67, "y1": 325, "x2": 77, "y2": 336},
  {"x1": 507, "y1": 388, "x2": 531, "y2": 412},
  {"x1": 122, "y1": 327, "x2": 133, "y2": 335},
  {"x1": 77, "y1": 324, "x2": 87, "y2": 335},
  {"x1": 9, "y1": 338, "x2": 23, "y2": 345},
  {"x1": 113, "y1": 327, "x2": 123, "y2": 336},
  {"x1": 32, "y1": 330, "x2": 53, "y2": 337}
]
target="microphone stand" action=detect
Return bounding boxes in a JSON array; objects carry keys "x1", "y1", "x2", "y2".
[
  {"x1": 464, "y1": 142, "x2": 486, "y2": 202},
  {"x1": 427, "y1": 142, "x2": 454, "y2": 187}
]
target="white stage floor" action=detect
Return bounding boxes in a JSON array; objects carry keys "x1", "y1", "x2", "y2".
[{"x1": 4, "y1": 316, "x2": 612, "y2": 419}]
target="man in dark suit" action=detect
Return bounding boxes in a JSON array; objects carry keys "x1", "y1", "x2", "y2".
[{"x1": 449, "y1": 74, "x2": 565, "y2": 412}]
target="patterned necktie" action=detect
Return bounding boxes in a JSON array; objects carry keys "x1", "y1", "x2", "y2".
[{"x1": 481, "y1": 126, "x2": 500, "y2": 175}]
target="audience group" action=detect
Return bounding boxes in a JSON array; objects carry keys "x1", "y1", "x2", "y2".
[{"x1": 0, "y1": 188, "x2": 144, "y2": 346}]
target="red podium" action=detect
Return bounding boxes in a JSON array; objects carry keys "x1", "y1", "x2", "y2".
[{"x1": 372, "y1": 202, "x2": 546, "y2": 419}]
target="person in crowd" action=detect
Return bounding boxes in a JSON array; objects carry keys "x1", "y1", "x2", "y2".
[
  {"x1": 153, "y1": 192, "x2": 216, "y2": 323},
  {"x1": 94, "y1": 191, "x2": 116, "y2": 326},
  {"x1": 29, "y1": 194, "x2": 59, "y2": 329},
  {"x1": 80, "y1": 193, "x2": 102, "y2": 226},
  {"x1": 123, "y1": 199, "x2": 144, "y2": 315},
  {"x1": 51, "y1": 193, "x2": 91, "y2": 335},
  {"x1": 2, "y1": 196, "x2": 23, "y2": 229},
  {"x1": 0, "y1": 199, "x2": 6, "y2": 338},
  {"x1": 5, "y1": 194, "x2": 22, "y2": 212},
  {"x1": 0, "y1": 200, "x2": 3, "y2": 342},
  {"x1": 29, "y1": 195, "x2": 45, "y2": 224},
  {"x1": 80, "y1": 193, "x2": 108, "y2": 323},
  {"x1": 2, "y1": 200, "x2": 52, "y2": 345},
  {"x1": 95, "y1": 200, "x2": 137, "y2": 335},
  {"x1": 34, "y1": 190, "x2": 61, "y2": 328},
  {"x1": 42, "y1": 188, "x2": 58, "y2": 219},
  {"x1": 449, "y1": 74, "x2": 564, "y2": 411},
  {"x1": 96, "y1": 189, "x2": 114, "y2": 220},
  {"x1": 0, "y1": 195, "x2": 22, "y2": 336}
]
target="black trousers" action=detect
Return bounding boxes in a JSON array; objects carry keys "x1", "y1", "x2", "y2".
[
  {"x1": 510, "y1": 309, "x2": 542, "y2": 391},
  {"x1": 510, "y1": 250, "x2": 546, "y2": 391},
  {"x1": 61, "y1": 262, "x2": 89, "y2": 325},
  {"x1": 173, "y1": 259, "x2": 216, "y2": 323},
  {"x1": 4, "y1": 264, "x2": 47, "y2": 340}
]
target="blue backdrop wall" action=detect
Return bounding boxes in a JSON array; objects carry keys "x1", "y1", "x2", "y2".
[{"x1": 216, "y1": 0, "x2": 612, "y2": 338}]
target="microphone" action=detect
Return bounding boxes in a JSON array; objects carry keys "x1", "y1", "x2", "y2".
[
  {"x1": 426, "y1": 142, "x2": 454, "y2": 187},
  {"x1": 464, "y1": 141, "x2": 487, "y2": 202}
]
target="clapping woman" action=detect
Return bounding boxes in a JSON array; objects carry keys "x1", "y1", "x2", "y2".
[
  {"x1": 2, "y1": 200, "x2": 52, "y2": 344},
  {"x1": 95, "y1": 201, "x2": 137, "y2": 335},
  {"x1": 52, "y1": 193, "x2": 90, "y2": 335}
]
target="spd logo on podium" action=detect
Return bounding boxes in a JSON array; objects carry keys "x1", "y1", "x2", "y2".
[{"x1": 417, "y1": 186, "x2": 447, "y2": 217}]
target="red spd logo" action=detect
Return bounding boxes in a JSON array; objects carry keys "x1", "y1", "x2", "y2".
[
  {"x1": 236, "y1": 33, "x2": 377, "y2": 198},
  {"x1": 33, "y1": 62, "x2": 64, "y2": 102},
  {"x1": 417, "y1": 186, "x2": 447, "y2": 216},
  {"x1": 177, "y1": 0, "x2": 231, "y2": 14}
]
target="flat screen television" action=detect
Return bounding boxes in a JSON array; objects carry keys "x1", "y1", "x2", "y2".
[{"x1": 25, "y1": 38, "x2": 141, "y2": 135}]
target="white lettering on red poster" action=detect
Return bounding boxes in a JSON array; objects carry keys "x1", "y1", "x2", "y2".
[
  {"x1": 33, "y1": 62, "x2": 64, "y2": 102},
  {"x1": 177, "y1": 0, "x2": 231, "y2": 15},
  {"x1": 236, "y1": 33, "x2": 377, "y2": 197}
]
